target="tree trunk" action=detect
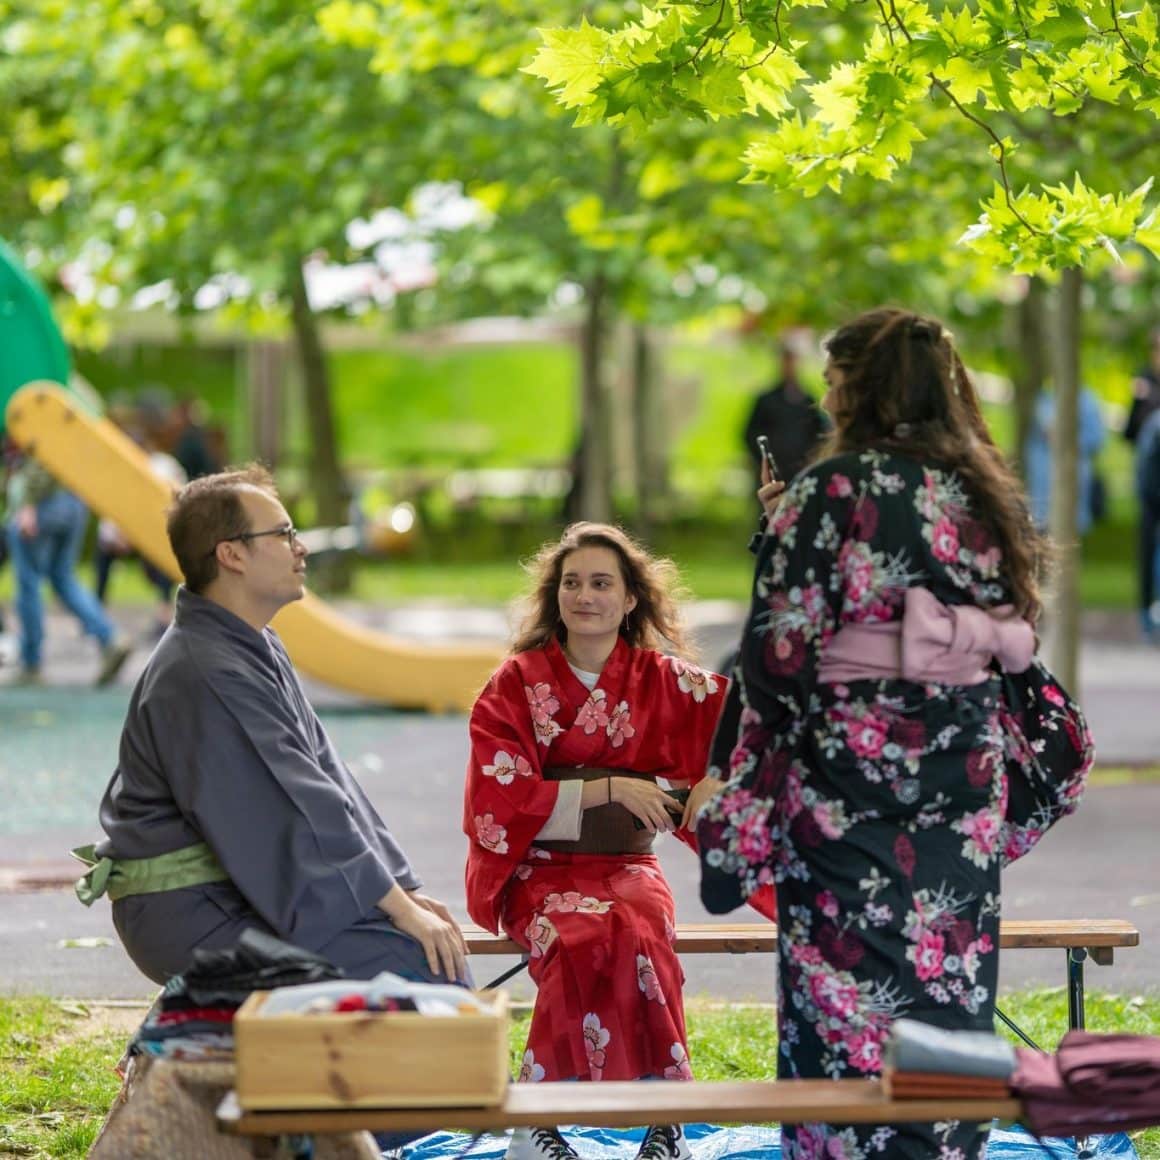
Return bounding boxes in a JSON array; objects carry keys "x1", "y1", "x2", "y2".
[
  {"x1": 1012, "y1": 277, "x2": 1047, "y2": 481},
  {"x1": 246, "y1": 339, "x2": 287, "y2": 467},
  {"x1": 630, "y1": 322, "x2": 670, "y2": 536},
  {"x1": 287, "y1": 258, "x2": 351, "y2": 592},
  {"x1": 1046, "y1": 268, "x2": 1082, "y2": 692},
  {"x1": 576, "y1": 273, "x2": 613, "y2": 524}
]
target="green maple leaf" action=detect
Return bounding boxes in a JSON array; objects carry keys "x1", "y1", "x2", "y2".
[
  {"x1": 940, "y1": 57, "x2": 993, "y2": 106},
  {"x1": 524, "y1": 21, "x2": 609, "y2": 108},
  {"x1": 1137, "y1": 3, "x2": 1159, "y2": 47},
  {"x1": 807, "y1": 62, "x2": 862, "y2": 130}
]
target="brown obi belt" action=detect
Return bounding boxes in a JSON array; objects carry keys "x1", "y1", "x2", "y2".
[{"x1": 536, "y1": 768, "x2": 661, "y2": 856}]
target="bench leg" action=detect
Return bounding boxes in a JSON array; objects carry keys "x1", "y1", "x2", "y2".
[
  {"x1": 482, "y1": 958, "x2": 529, "y2": 990},
  {"x1": 993, "y1": 1006, "x2": 1044, "y2": 1051},
  {"x1": 1066, "y1": 948, "x2": 1087, "y2": 1032},
  {"x1": 1067, "y1": 949, "x2": 1098, "y2": 1160}
]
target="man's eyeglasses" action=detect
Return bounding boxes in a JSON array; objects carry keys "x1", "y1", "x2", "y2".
[{"x1": 209, "y1": 525, "x2": 299, "y2": 555}]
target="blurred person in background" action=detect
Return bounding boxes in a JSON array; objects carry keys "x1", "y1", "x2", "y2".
[
  {"x1": 1024, "y1": 384, "x2": 1107, "y2": 536},
  {"x1": 743, "y1": 339, "x2": 830, "y2": 491},
  {"x1": 1124, "y1": 328, "x2": 1160, "y2": 641},
  {"x1": 171, "y1": 396, "x2": 223, "y2": 481},
  {"x1": 95, "y1": 411, "x2": 188, "y2": 640},
  {"x1": 4, "y1": 453, "x2": 130, "y2": 686}
]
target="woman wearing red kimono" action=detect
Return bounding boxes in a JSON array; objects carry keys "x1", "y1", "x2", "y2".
[{"x1": 464, "y1": 523, "x2": 733, "y2": 1160}]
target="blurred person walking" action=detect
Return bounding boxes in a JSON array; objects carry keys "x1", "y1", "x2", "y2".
[
  {"x1": 5, "y1": 455, "x2": 130, "y2": 685},
  {"x1": 0, "y1": 438, "x2": 14, "y2": 666}
]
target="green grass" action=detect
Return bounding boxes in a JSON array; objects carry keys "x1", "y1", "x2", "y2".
[
  {"x1": 349, "y1": 517, "x2": 760, "y2": 606},
  {"x1": 0, "y1": 999, "x2": 129, "y2": 1159},
  {"x1": 331, "y1": 345, "x2": 578, "y2": 471},
  {"x1": 1079, "y1": 511, "x2": 1138, "y2": 609},
  {"x1": 1091, "y1": 765, "x2": 1160, "y2": 784},
  {"x1": 667, "y1": 340, "x2": 780, "y2": 483},
  {"x1": 2, "y1": 991, "x2": 1157, "y2": 1158}
]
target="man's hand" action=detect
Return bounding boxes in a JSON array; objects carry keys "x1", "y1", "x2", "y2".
[
  {"x1": 680, "y1": 777, "x2": 725, "y2": 831},
  {"x1": 378, "y1": 885, "x2": 468, "y2": 981},
  {"x1": 408, "y1": 891, "x2": 468, "y2": 947}
]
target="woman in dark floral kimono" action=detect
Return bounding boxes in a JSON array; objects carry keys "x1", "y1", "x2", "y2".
[{"x1": 697, "y1": 307, "x2": 1094, "y2": 1160}]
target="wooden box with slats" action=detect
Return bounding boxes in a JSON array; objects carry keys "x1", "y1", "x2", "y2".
[{"x1": 234, "y1": 989, "x2": 509, "y2": 1110}]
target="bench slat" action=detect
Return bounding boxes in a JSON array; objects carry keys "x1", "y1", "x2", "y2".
[
  {"x1": 464, "y1": 919, "x2": 1139, "y2": 957},
  {"x1": 218, "y1": 1079, "x2": 1022, "y2": 1135},
  {"x1": 999, "y1": 919, "x2": 1140, "y2": 949}
]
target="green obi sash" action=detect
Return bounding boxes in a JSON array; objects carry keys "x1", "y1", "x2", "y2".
[{"x1": 70, "y1": 842, "x2": 230, "y2": 907}]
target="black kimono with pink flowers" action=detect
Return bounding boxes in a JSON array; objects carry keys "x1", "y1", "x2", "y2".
[{"x1": 697, "y1": 450, "x2": 1092, "y2": 1160}]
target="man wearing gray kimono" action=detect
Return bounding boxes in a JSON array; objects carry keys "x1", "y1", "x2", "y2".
[{"x1": 81, "y1": 465, "x2": 468, "y2": 986}]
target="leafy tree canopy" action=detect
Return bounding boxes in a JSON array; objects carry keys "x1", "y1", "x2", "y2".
[{"x1": 526, "y1": 1, "x2": 1160, "y2": 274}]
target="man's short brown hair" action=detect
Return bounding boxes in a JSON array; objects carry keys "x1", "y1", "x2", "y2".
[{"x1": 166, "y1": 465, "x2": 278, "y2": 593}]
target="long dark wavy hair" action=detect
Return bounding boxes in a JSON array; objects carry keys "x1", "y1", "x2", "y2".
[
  {"x1": 819, "y1": 306, "x2": 1050, "y2": 622},
  {"x1": 511, "y1": 522, "x2": 694, "y2": 659}
]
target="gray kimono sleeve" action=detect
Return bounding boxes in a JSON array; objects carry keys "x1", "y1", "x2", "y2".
[{"x1": 145, "y1": 669, "x2": 401, "y2": 951}]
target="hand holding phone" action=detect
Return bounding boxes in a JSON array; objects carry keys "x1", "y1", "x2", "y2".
[
  {"x1": 756, "y1": 434, "x2": 780, "y2": 482},
  {"x1": 755, "y1": 434, "x2": 787, "y2": 519}
]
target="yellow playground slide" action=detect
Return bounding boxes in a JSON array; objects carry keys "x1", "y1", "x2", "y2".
[{"x1": 5, "y1": 382, "x2": 504, "y2": 711}]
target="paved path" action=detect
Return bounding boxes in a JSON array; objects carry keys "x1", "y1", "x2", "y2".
[{"x1": 0, "y1": 602, "x2": 1156, "y2": 1002}]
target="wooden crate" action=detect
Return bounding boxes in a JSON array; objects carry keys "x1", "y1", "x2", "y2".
[{"x1": 234, "y1": 989, "x2": 510, "y2": 1111}]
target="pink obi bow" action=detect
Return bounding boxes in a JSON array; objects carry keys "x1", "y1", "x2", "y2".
[{"x1": 818, "y1": 587, "x2": 1035, "y2": 686}]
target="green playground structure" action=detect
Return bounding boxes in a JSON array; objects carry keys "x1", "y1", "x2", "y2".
[{"x1": 0, "y1": 238, "x2": 72, "y2": 431}]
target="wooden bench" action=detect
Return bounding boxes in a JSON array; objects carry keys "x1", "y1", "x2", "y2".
[
  {"x1": 466, "y1": 919, "x2": 1141, "y2": 1036},
  {"x1": 217, "y1": 1077, "x2": 1023, "y2": 1137}
]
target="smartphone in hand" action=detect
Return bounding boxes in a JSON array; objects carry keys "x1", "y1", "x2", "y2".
[{"x1": 756, "y1": 434, "x2": 780, "y2": 480}]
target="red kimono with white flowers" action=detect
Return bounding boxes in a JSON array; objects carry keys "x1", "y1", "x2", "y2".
[{"x1": 463, "y1": 637, "x2": 727, "y2": 1083}]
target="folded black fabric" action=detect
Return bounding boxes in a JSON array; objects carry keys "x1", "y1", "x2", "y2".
[
  {"x1": 168, "y1": 929, "x2": 344, "y2": 1007},
  {"x1": 884, "y1": 1018, "x2": 1017, "y2": 1081}
]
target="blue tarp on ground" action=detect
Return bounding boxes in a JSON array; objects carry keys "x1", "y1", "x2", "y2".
[{"x1": 405, "y1": 1123, "x2": 1139, "y2": 1159}]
